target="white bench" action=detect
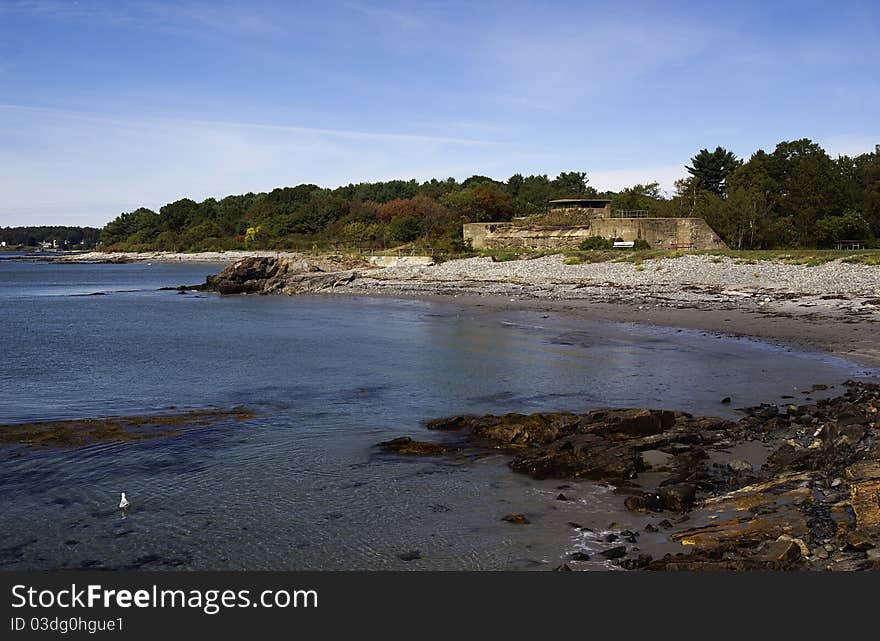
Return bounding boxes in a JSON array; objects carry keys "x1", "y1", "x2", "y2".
[{"x1": 613, "y1": 241, "x2": 635, "y2": 249}]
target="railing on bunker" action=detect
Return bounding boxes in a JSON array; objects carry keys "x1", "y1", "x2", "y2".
[{"x1": 612, "y1": 210, "x2": 650, "y2": 218}]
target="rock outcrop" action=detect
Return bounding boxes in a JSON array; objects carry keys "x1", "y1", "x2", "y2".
[
  {"x1": 200, "y1": 256, "x2": 367, "y2": 295},
  {"x1": 380, "y1": 381, "x2": 880, "y2": 571}
]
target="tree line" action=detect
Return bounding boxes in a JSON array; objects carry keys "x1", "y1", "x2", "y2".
[
  {"x1": 98, "y1": 138, "x2": 879, "y2": 252},
  {"x1": 0, "y1": 226, "x2": 101, "y2": 248}
]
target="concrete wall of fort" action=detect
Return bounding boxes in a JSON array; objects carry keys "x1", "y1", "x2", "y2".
[{"x1": 463, "y1": 218, "x2": 727, "y2": 251}]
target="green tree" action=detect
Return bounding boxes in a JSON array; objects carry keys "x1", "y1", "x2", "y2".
[
  {"x1": 815, "y1": 210, "x2": 872, "y2": 247},
  {"x1": 388, "y1": 216, "x2": 422, "y2": 243},
  {"x1": 686, "y1": 147, "x2": 742, "y2": 196},
  {"x1": 552, "y1": 171, "x2": 591, "y2": 197}
]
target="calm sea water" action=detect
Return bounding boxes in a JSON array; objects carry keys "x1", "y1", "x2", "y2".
[{"x1": 0, "y1": 259, "x2": 874, "y2": 570}]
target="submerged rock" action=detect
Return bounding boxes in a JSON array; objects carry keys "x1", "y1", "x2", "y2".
[
  {"x1": 0, "y1": 407, "x2": 255, "y2": 449},
  {"x1": 502, "y1": 514, "x2": 530, "y2": 525},
  {"x1": 378, "y1": 436, "x2": 448, "y2": 456}
]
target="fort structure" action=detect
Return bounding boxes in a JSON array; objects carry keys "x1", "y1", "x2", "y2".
[{"x1": 463, "y1": 198, "x2": 727, "y2": 251}]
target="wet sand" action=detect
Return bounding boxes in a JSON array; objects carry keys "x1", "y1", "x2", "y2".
[{"x1": 336, "y1": 290, "x2": 880, "y2": 371}]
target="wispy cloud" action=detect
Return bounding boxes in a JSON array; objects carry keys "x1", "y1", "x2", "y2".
[
  {"x1": 0, "y1": 103, "x2": 506, "y2": 226},
  {"x1": 342, "y1": 1, "x2": 426, "y2": 32},
  {"x1": 0, "y1": 104, "x2": 499, "y2": 146}
]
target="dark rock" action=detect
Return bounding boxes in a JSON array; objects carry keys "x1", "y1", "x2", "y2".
[
  {"x1": 721, "y1": 397, "x2": 732, "y2": 404},
  {"x1": 552, "y1": 564, "x2": 573, "y2": 571},
  {"x1": 556, "y1": 493, "x2": 568, "y2": 501},
  {"x1": 619, "y1": 554, "x2": 653, "y2": 570},
  {"x1": 569, "y1": 552, "x2": 591, "y2": 562},
  {"x1": 604, "y1": 533, "x2": 619, "y2": 543},
  {"x1": 758, "y1": 538, "x2": 803, "y2": 564},
  {"x1": 378, "y1": 436, "x2": 447, "y2": 456},
  {"x1": 659, "y1": 483, "x2": 697, "y2": 512},
  {"x1": 624, "y1": 495, "x2": 648, "y2": 513},
  {"x1": 644, "y1": 524, "x2": 659, "y2": 533},
  {"x1": 658, "y1": 519, "x2": 674, "y2": 529},
  {"x1": 599, "y1": 546, "x2": 627, "y2": 559},
  {"x1": 502, "y1": 514, "x2": 530, "y2": 524},
  {"x1": 397, "y1": 550, "x2": 421, "y2": 562}
]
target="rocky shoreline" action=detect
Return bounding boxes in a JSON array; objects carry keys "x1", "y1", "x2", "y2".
[{"x1": 380, "y1": 382, "x2": 880, "y2": 571}]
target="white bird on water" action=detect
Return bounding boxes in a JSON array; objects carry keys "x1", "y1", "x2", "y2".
[{"x1": 119, "y1": 492, "x2": 130, "y2": 510}]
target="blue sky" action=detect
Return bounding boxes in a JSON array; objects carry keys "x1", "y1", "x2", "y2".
[{"x1": 1, "y1": 0, "x2": 878, "y2": 227}]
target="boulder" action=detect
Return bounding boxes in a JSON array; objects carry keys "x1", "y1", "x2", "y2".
[
  {"x1": 599, "y1": 546, "x2": 627, "y2": 559},
  {"x1": 658, "y1": 483, "x2": 697, "y2": 512}
]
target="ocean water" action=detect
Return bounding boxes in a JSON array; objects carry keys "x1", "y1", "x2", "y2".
[{"x1": 0, "y1": 259, "x2": 874, "y2": 570}]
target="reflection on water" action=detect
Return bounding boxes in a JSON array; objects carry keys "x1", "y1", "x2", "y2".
[{"x1": 0, "y1": 261, "x2": 875, "y2": 570}]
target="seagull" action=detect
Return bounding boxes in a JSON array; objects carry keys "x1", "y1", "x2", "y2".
[{"x1": 119, "y1": 492, "x2": 130, "y2": 510}]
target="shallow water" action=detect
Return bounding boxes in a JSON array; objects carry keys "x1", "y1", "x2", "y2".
[{"x1": 0, "y1": 260, "x2": 875, "y2": 570}]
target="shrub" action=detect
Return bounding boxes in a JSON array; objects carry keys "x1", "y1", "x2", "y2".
[
  {"x1": 632, "y1": 239, "x2": 651, "y2": 250},
  {"x1": 578, "y1": 236, "x2": 613, "y2": 250}
]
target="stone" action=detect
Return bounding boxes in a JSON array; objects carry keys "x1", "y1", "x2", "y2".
[
  {"x1": 397, "y1": 550, "x2": 421, "y2": 562},
  {"x1": 644, "y1": 523, "x2": 659, "y2": 533},
  {"x1": 844, "y1": 530, "x2": 876, "y2": 551},
  {"x1": 502, "y1": 514, "x2": 530, "y2": 525},
  {"x1": 569, "y1": 552, "x2": 591, "y2": 562},
  {"x1": 599, "y1": 546, "x2": 627, "y2": 559},
  {"x1": 624, "y1": 494, "x2": 662, "y2": 512},
  {"x1": 814, "y1": 547, "x2": 830, "y2": 560},
  {"x1": 721, "y1": 397, "x2": 732, "y2": 404},
  {"x1": 556, "y1": 493, "x2": 569, "y2": 501},
  {"x1": 659, "y1": 483, "x2": 697, "y2": 512},
  {"x1": 728, "y1": 459, "x2": 753, "y2": 474},
  {"x1": 758, "y1": 536, "x2": 803, "y2": 563},
  {"x1": 625, "y1": 495, "x2": 649, "y2": 513}
]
